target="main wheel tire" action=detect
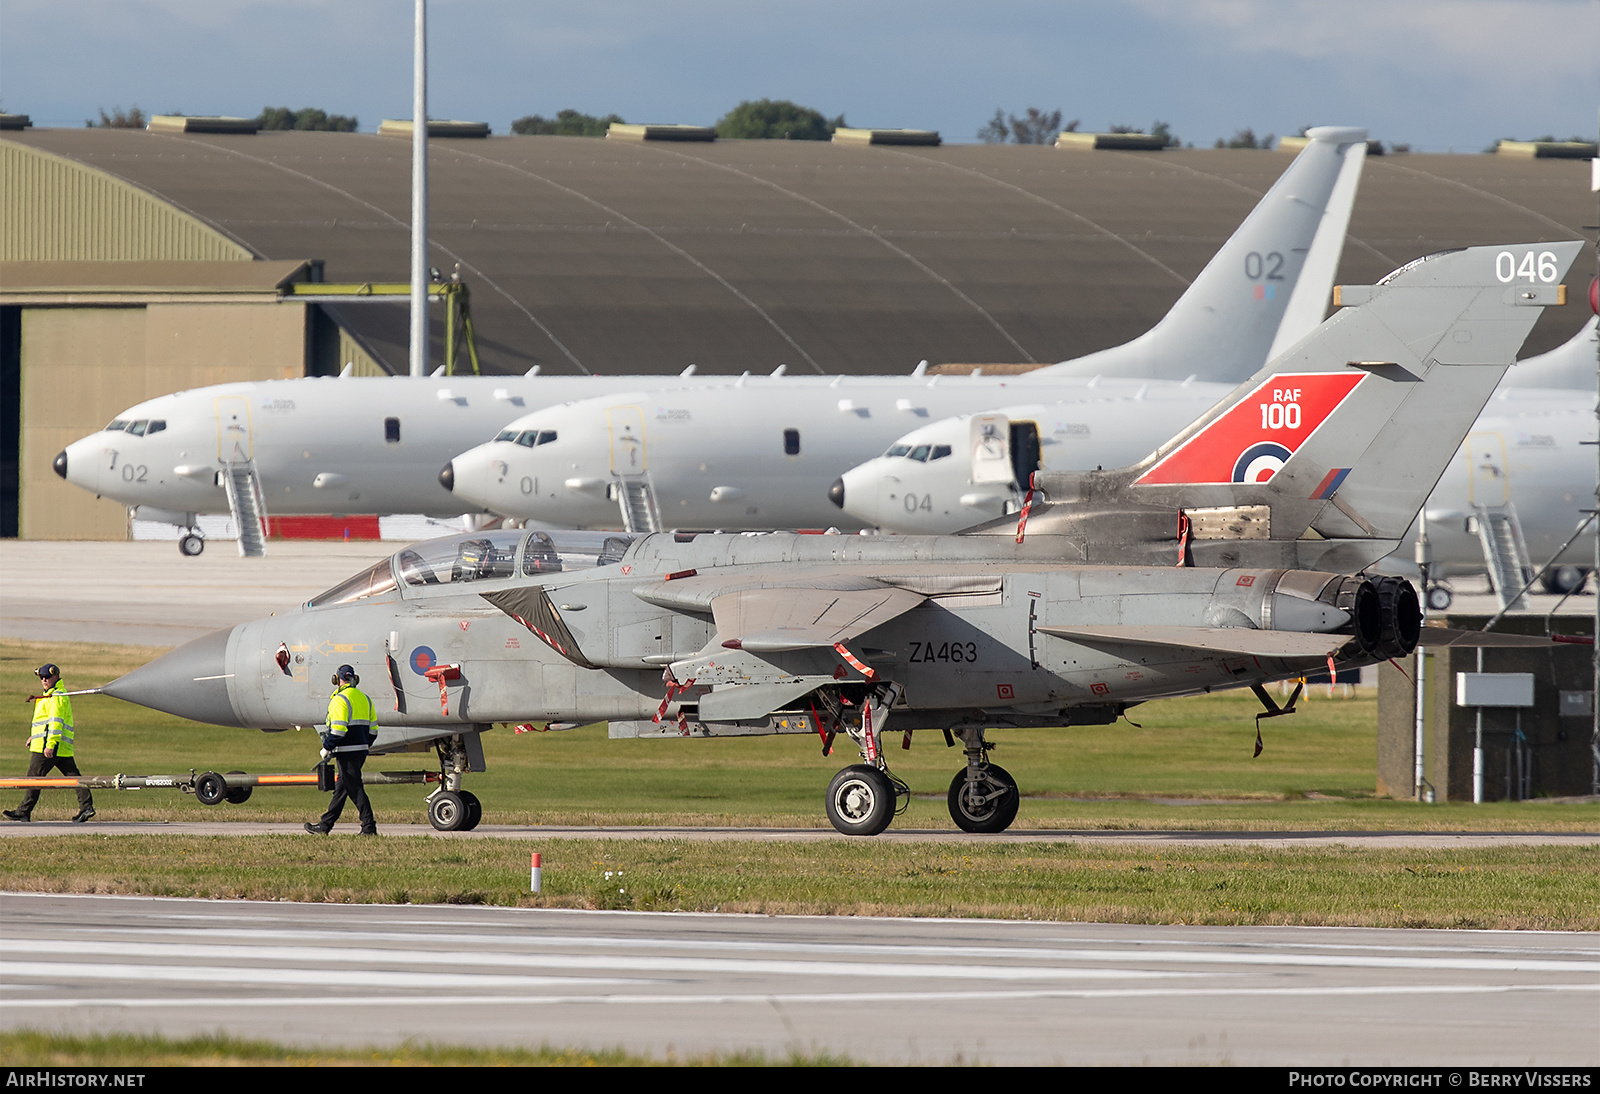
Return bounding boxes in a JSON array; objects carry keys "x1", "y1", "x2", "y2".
[
  {"x1": 1541, "y1": 565, "x2": 1588, "y2": 596},
  {"x1": 1425, "y1": 585, "x2": 1453, "y2": 612},
  {"x1": 825, "y1": 765, "x2": 895, "y2": 836},
  {"x1": 460, "y1": 790, "x2": 483, "y2": 831},
  {"x1": 195, "y1": 771, "x2": 228, "y2": 806},
  {"x1": 223, "y1": 770, "x2": 252, "y2": 804},
  {"x1": 428, "y1": 790, "x2": 468, "y2": 832},
  {"x1": 948, "y1": 763, "x2": 1020, "y2": 834},
  {"x1": 178, "y1": 533, "x2": 205, "y2": 557}
]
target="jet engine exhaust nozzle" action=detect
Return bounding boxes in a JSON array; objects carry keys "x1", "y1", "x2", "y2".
[
  {"x1": 827, "y1": 478, "x2": 845, "y2": 509},
  {"x1": 1336, "y1": 575, "x2": 1422, "y2": 661},
  {"x1": 53, "y1": 451, "x2": 67, "y2": 480},
  {"x1": 439, "y1": 462, "x2": 455, "y2": 492}
]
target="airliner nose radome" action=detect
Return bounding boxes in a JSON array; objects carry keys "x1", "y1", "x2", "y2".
[
  {"x1": 101, "y1": 628, "x2": 243, "y2": 727},
  {"x1": 828, "y1": 478, "x2": 845, "y2": 509},
  {"x1": 439, "y1": 461, "x2": 455, "y2": 492},
  {"x1": 53, "y1": 451, "x2": 67, "y2": 479}
]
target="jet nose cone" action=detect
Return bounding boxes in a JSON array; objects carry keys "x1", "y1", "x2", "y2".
[
  {"x1": 439, "y1": 461, "x2": 455, "y2": 492},
  {"x1": 53, "y1": 451, "x2": 68, "y2": 480},
  {"x1": 828, "y1": 478, "x2": 845, "y2": 509},
  {"x1": 101, "y1": 627, "x2": 243, "y2": 727}
]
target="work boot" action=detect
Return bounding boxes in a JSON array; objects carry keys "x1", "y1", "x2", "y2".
[
  {"x1": 71, "y1": 808, "x2": 95, "y2": 823},
  {"x1": 359, "y1": 829, "x2": 379, "y2": 836},
  {"x1": 303, "y1": 822, "x2": 330, "y2": 835},
  {"x1": 2, "y1": 809, "x2": 29, "y2": 822}
]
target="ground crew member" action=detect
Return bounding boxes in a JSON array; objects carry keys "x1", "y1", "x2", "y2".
[
  {"x1": 304, "y1": 664, "x2": 377, "y2": 835},
  {"x1": 5, "y1": 664, "x2": 94, "y2": 823}
]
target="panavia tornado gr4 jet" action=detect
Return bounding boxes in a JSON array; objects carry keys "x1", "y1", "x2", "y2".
[{"x1": 102, "y1": 242, "x2": 1582, "y2": 834}]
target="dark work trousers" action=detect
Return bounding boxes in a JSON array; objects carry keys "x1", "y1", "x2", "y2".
[
  {"x1": 318, "y1": 752, "x2": 376, "y2": 832},
  {"x1": 15, "y1": 752, "x2": 94, "y2": 816}
]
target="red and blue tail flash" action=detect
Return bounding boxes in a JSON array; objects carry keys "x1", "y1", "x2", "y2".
[{"x1": 1135, "y1": 372, "x2": 1365, "y2": 485}]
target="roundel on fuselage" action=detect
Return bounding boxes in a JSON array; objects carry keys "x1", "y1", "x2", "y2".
[
  {"x1": 409, "y1": 646, "x2": 438, "y2": 675},
  {"x1": 1232, "y1": 442, "x2": 1292, "y2": 483}
]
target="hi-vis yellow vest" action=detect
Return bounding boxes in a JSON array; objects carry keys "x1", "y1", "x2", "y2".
[{"x1": 29, "y1": 687, "x2": 75, "y2": 757}]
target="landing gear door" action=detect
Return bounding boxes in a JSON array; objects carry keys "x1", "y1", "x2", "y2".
[
  {"x1": 215, "y1": 395, "x2": 253, "y2": 463},
  {"x1": 970, "y1": 414, "x2": 1012, "y2": 485},
  {"x1": 608, "y1": 406, "x2": 646, "y2": 476}
]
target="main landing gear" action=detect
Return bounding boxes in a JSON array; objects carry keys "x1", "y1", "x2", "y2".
[
  {"x1": 816, "y1": 685, "x2": 1021, "y2": 836},
  {"x1": 946, "y1": 726, "x2": 1019, "y2": 834},
  {"x1": 820, "y1": 683, "x2": 909, "y2": 836}
]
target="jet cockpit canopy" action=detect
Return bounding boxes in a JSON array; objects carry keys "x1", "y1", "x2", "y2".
[{"x1": 307, "y1": 529, "x2": 635, "y2": 609}]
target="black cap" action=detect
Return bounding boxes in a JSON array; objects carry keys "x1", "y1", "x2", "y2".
[
  {"x1": 36, "y1": 664, "x2": 60, "y2": 681},
  {"x1": 335, "y1": 664, "x2": 357, "y2": 683}
]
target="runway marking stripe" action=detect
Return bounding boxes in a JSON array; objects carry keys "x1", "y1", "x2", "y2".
[
  {"x1": 5, "y1": 983, "x2": 1595, "y2": 1010},
  {"x1": 22, "y1": 938, "x2": 1596, "y2": 976},
  {"x1": 96, "y1": 926, "x2": 1600, "y2": 964}
]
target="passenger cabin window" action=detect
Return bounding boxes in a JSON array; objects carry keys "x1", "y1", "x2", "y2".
[
  {"x1": 385, "y1": 417, "x2": 401, "y2": 443},
  {"x1": 783, "y1": 428, "x2": 800, "y2": 456}
]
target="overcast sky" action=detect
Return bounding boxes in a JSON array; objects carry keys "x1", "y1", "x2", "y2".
[{"x1": 3, "y1": 0, "x2": 1596, "y2": 151}]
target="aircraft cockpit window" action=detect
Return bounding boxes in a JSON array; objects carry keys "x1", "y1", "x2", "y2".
[
  {"x1": 885, "y1": 444, "x2": 912, "y2": 458},
  {"x1": 394, "y1": 530, "x2": 636, "y2": 593},
  {"x1": 536, "y1": 430, "x2": 557, "y2": 446},
  {"x1": 930, "y1": 444, "x2": 952, "y2": 460},
  {"x1": 521, "y1": 531, "x2": 563, "y2": 575},
  {"x1": 146, "y1": 420, "x2": 166, "y2": 436},
  {"x1": 509, "y1": 430, "x2": 557, "y2": 448},
  {"x1": 307, "y1": 559, "x2": 399, "y2": 608},
  {"x1": 105, "y1": 420, "x2": 129, "y2": 432},
  {"x1": 495, "y1": 430, "x2": 519, "y2": 443},
  {"x1": 397, "y1": 531, "x2": 524, "y2": 589},
  {"x1": 128, "y1": 420, "x2": 149, "y2": 437},
  {"x1": 909, "y1": 444, "x2": 931, "y2": 462}
]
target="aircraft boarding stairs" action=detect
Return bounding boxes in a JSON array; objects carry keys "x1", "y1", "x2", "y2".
[
  {"x1": 222, "y1": 451, "x2": 270, "y2": 558},
  {"x1": 612, "y1": 475, "x2": 662, "y2": 534},
  {"x1": 1471, "y1": 502, "x2": 1533, "y2": 611}
]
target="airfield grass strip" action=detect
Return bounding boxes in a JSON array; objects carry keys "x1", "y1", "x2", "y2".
[
  {"x1": 3, "y1": 835, "x2": 1595, "y2": 930},
  {"x1": 0, "y1": 1029, "x2": 857, "y2": 1067}
]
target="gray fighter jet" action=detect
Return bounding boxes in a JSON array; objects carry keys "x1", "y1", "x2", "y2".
[{"x1": 101, "y1": 242, "x2": 1582, "y2": 834}]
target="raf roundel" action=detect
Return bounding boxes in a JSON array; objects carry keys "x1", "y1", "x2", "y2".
[
  {"x1": 1232, "y1": 441, "x2": 1293, "y2": 483},
  {"x1": 409, "y1": 646, "x2": 437, "y2": 676}
]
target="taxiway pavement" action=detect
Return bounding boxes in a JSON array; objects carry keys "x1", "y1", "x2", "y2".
[{"x1": 2, "y1": 892, "x2": 1594, "y2": 1065}]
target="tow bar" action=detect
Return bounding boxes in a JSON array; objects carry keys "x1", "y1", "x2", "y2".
[{"x1": 0, "y1": 767, "x2": 438, "y2": 806}]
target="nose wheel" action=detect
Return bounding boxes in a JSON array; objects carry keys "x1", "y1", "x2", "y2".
[{"x1": 178, "y1": 532, "x2": 205, "y2": 557}]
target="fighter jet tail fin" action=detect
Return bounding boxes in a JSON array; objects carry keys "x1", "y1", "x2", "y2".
[
  {"x1": 1014, "y1": 242, "x2": 1584, "y2": 572},
  {"x1": 1033, "y1": 126, "x2": 1368, "y2": 385}
]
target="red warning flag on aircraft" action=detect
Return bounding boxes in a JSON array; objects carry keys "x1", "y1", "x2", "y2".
[{"x1": 1135, "y1": 372, "x2": 1365, "y2": 485}]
